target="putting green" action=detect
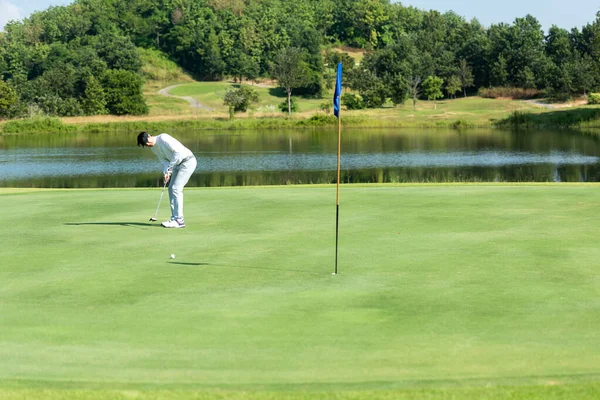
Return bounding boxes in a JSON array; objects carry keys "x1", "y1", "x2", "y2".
[{"x1": 1, "y1": 185, "x2": 599, "y2": 397}]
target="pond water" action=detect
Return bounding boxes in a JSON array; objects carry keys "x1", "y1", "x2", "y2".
[{"x1": 1, "y1": 128, "x2": 599, "y2": 187}]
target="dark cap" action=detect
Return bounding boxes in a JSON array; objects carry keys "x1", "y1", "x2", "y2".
[{"x1": 137, "y1": 132, "x2": 149, "y2": 147}]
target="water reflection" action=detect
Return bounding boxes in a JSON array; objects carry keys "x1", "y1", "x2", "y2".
[{"x1": 1, "y1": 128, "x2": 600, "y2": 187}]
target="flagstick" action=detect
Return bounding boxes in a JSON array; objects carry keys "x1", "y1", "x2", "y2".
[{"x1": 334, "y1": 113, "x2": 341, "y2": 275}]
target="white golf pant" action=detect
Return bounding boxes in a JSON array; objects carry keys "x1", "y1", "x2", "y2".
[{"x1": 168, "y1": 156, "x2": 197, "y2": 221}]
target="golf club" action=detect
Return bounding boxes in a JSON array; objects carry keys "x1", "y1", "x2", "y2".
[{"x1": 149, "y1": 179, "x2": 168, "y2": 222}]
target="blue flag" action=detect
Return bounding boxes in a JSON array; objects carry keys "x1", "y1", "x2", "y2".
[{"x1": 333, "y1": 62, "x2": 342, "y2": 118}]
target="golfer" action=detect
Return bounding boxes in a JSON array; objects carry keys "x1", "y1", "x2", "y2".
[{"x1": 137, "y1": 132, "x2": 197, "y2": 228}]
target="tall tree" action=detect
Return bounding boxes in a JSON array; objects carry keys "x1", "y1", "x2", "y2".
[
  {"x1": 271, "y1": 47, "x2": 309, "y2": 115},
  {"x1": 423, "y1": 75, "x2": 444, "y2": 109},
  {"x1": 0, "y1": 79, "x2": 18, "y2": 118},
  {"x1": 446, "y1": 75, "x2": 461, "y2": 99},
  {"x1": 81, "y1": 74, "x2": 106, "y2": 115},
  {"x1": 457, "y1": 59, "x2": 474, "y2": 96},
  {"x1": 102, "y1": 69, "x2": 148, "y2": 115},
  {"x1": 407, "y1": 76, "x2": 421, "y2": 111}
]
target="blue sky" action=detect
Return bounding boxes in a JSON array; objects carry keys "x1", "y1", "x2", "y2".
[
  {"x1": 1, "y1": 0, "x2": 72, "y2": 31},
  {"x1": 402, "y1": 0, "x2": 599, "y2": 31},
  {"x1": 1, "y1": 0, "x2": 599, "y2": 32}
]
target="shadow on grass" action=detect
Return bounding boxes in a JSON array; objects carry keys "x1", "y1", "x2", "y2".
[
  {"x1": 268, "y1": 87, "x2": 287, "y2": 98},
  {"x1": 65, "y1": 222, "x2": 160, "y2": 228},
  {"x1": 169, "y1": 261, "x2": 321, "y2": 274}
]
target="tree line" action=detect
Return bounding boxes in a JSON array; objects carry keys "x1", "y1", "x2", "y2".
[{"x1": 1, "y1": 0, "x2": 600, "y2": 118}]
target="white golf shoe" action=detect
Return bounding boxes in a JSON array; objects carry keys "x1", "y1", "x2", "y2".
[{"x1": 161, "y1": 218, "x2": 185, "y2": 228}]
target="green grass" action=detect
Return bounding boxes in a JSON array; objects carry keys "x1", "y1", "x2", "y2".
[
  {"x1": 4, "y1": 93, "x2": 600, "y2": 133},
  {"x1": 2, "y1": 384, "x2": 600, "y2": 400},
  {"x1": 1, "y1": 185, "x2": 599, "y2": 399},
  {"x1": 145, "y1": 94, "x2": 192, "y2": 117},
  {"x1": 1, "y1": 117, "x2": 79, "y2": 134},
  {"x1": 497, "y1": 106, "x2": 600, "y2": 128},
  {"x1": 169, "y1": 82, "x2": 326, "y2": 113}
]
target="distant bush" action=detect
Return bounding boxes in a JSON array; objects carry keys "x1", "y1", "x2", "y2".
[
  {"x1": 2, "y1": 117, "x2": 77, "y2": 134},
  {"x1": 341, "y1": 93, "x2": 365, "y2": 110},
  {"x1": 279, "y1": 97, "x2": 298, "y2": 113},
  {"x1": 102, "y1": 70, "x2": 148, "y2": 115},
  {"x1": 223, "y1": 85, "x2": 259, "y2": 119},
  {"x1": 451, "y1": 119, "x2": 475, "y2": 129},
  {"x1": 0, "y1": 80, "x2": 19, "y2": 118},
  {"x1": 478, "y1": 87, "x2": 542, "y2": 100},
  {"x1": 499, "y1": 110, "x2": 536, "y2": 127},
  {"x1": 320, "y1": 101, "x2": 332, "y2": 114},
  {"x1": 300, "y1": 114, "x2": 338, "y2": 126},
  {"x1": 589, "y1": 93, "x2": 600, "y2": 105}
]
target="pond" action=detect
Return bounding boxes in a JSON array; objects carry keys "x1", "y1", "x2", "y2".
[{"x1": 1, "y1": 128, "x2": 599, "y2": 187}]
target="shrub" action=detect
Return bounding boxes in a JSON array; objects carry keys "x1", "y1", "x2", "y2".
[
  {"x1": 478, "y1": 87, "x2": 542, "y2": 100},
  {"x1": 223, "y1": 85, "x2": 260, "y2": 118},
  {"x1": 501, "y1": 110, "x2": 536, "y2": 127},
  {"x1": 279, "y1": 97, "x2": 298, "y2": 113},
  {"x1": 0, "y1": 79, "x2": 19, "y2": 118},
  {"x1": 2, "y1": 117, "x2": 77, "y2": 134},
  {"x1": 301, "y1": 114, "x2": 338, "y2": 125},
  {"x1": 341, "y1": 93, "x2": 364, "y2": 110},
  {"x1": 34, "y1": 95, "x2": 84, "y2": 117},
  {"x1": 451, "y1": 119, "x2": 475, "y2": 129},
  {"x1": 588, "y1": 93, "x2": 600, "y2": 105},
  {"x1": 102, "y1": 69, "x2": 148, "y2": 115}
]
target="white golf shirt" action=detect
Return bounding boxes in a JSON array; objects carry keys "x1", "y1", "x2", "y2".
[{"x1": 151, "y1": 133, "x2": 194, "y2": 174}]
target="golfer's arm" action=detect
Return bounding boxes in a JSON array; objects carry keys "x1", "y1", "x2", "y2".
[
  {"x1": 165, "y1": 152, "x2": 185, "y2": 172},
  {"x1": 161, "y1": 137, "x2": 186, "y2": 172}
]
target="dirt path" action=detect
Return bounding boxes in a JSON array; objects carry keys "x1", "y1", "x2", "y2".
[
  {"x1": 524, "y1": 99, "x2": 587, "y2": 109},
  {"x1": 523, "y1": 100, "x2": 562, "y2": 109},
  {"x1": 158, "y1": 84, "x2": 214, "y2": 111}
]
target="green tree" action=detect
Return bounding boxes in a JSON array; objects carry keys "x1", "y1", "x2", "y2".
[
  {"x1": 325, "y1": 51, "x2": 355, "y2": 73},
  {"x1": 546, "y1": 25, "x2": 572, "y2": 67},
  {"x1": 389, "y1": 74, "x2": 408, "y2": 106},
  {"x1": 457, "y1": 59, "x2": 474, "y2": 96},
  {"x1": 490, "y1": 54, "x2": 509, "y2": 87},
  {"x1": 81, "y1": 74, "x2": 107, "y2": 115},
  {"x1": 423, "y1": 75, "x2": 444, "y2": 109},
  {"x1": 222, "y1": 85, "x2": 259, "y2": 119},
  {"x1": 341, "y1": 93, "x2": 365, "y2": 110},
  {"x1": 200, "y1": 29, "x2": 226, "y2": 80},
  {"x1": 347, "y1": 68, "x2": 387, "y2": 108},
  {"x1": 271, "y1": 47, "x2": 309, "y2": 115},
  {"x1": 102, "y1": 69, "x2": 148, "y2": 115},
  {"x1": 94, "y1": 34, "x2": 142, "y2": 72},
  {"x1": 446, "y1": 75, "x2": 461, "y2": 99},
  {"x1": 507, "y1": 15, "x2": 548, "y2": 88},
  {"x1": 569, "y1": 53, "x2": 597, "y2": 96},
  {"x1": 0, "y1": 79, "x2": 18, "y2": 118}
]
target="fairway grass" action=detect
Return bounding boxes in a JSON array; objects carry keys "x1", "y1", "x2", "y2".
[{"x1": 1, "y1": 185, "x2": 599, "y2": 399}]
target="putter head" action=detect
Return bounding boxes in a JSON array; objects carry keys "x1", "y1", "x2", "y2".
[{"x1": 149, "y1": 217, "x2": 157, "y2": 222}]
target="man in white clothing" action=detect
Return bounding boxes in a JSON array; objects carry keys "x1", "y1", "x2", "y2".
[{"x1": 137, "y1": 132, "x2": 197, "y2": 228}]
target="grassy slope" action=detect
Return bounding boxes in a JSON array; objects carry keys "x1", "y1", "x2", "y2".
[
  {"x1": 168, "y1": 81, "x2": 325, "y2": 115},
  {"x1": 1, "y1": 185, "x2": 599, "y2": 399},
  {"x1": 2, "y1": 46, "x2": 600, "y2": 131},
  {"x1": 139, "y1": 47, "x2": 195, "y2": 118}
]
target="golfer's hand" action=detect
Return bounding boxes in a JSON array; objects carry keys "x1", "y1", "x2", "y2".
[{"x1": 164, "y1": 172, "x2": 171, "y2": 184}]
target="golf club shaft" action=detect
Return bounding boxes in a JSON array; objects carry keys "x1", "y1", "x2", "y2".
[{"x1": 151, "y1": 181, "x2": 167, "y2": 220}]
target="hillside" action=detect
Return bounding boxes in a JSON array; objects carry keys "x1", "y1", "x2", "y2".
[{"x1": 1, "y1": 1, "x2": 599, "y2": 121}]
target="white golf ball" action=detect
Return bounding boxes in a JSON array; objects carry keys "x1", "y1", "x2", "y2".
[{"x1": 170, "y1": 254, "x2": 175, "y2": 259}]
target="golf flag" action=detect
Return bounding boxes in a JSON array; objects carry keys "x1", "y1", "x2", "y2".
[
  {"x1": 333, "y1": 62, "x2": 342, "y2": 275},
  {"x1": 333, "y1": 62, "x2": 342, "y2": 117}
]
